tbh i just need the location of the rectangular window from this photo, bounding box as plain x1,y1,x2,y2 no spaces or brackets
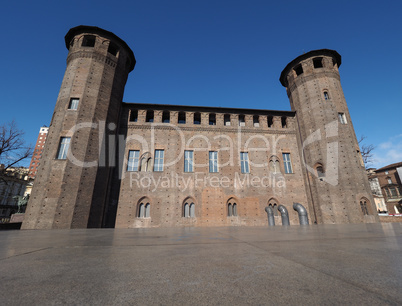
224,114,231,126
153,150,164,172
338,112,347,124
240,152,250,174
184,150,194,172
56,137,71,159
390,187,397,197
385,188,391,198
253,115,259,127
239,115,245,126
178,112,186,124
209,114,216,125
282,153,293,174
127,150,140,171
209,151,218,173
82,35,95,47
107,42,118,56
68,98,79,110
129,110,138,122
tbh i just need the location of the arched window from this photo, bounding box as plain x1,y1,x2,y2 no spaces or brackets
323,91,330,100
233,203,237,216
268,198,279,217
269,156,280,174
138,202,151,218
139,152,152,172
145,203,150,218
227,198,238,217
268,204,279,217
360,198,369,215
183,198,196,218
273,204,278,216
190,203,195,217
139,203,144,217
316,164,325,180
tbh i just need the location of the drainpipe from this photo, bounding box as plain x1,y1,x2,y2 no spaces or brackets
265,207,275,226
293,203,309,225
278,205,290,226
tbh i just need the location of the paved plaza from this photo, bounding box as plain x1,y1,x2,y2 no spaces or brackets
1,223,402,305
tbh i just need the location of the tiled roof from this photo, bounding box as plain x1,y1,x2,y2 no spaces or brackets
375,161,402,172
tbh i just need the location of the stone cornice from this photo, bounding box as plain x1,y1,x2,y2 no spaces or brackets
124,124,296,135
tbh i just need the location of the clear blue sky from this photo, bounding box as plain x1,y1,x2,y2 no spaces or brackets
1,0,401,169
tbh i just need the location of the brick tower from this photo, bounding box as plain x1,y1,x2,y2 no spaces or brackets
28,126,49,179
22,26,135,229
280,49,378,224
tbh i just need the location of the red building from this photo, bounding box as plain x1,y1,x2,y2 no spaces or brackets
28,127,49,179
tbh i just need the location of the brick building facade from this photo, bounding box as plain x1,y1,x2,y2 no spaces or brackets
28,126,48,179
371,162,402,214
0,166,31,222
22,26,378,229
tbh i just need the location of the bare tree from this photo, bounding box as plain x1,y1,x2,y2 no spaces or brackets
358,135,375,168
0,121,33,176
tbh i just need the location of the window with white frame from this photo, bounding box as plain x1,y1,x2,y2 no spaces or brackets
68,98,79,110
184,150,194,172
127,150,140,171
282,153,293,174
387,178,392,184
153,150,164,172
240,152,250,174
338,112,347,124
56,137,71,159
209,151,218,173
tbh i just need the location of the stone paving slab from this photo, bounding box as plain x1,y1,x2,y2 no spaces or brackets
0,223,401,305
